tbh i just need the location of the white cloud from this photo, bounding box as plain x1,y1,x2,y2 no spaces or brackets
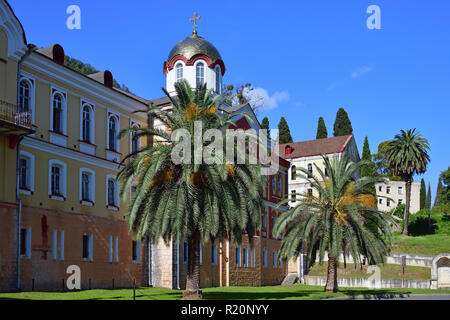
351,64,374,79
244,87,290,113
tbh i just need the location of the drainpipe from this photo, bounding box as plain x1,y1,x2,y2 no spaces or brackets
16,44,34,290
176,242,180,290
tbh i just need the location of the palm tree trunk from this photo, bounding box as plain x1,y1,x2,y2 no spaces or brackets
325,256,338,292
182,229,202,299
403,176,412,236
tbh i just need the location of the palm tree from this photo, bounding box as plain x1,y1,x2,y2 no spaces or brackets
384,129,430,235
117,80,265,299
273,153,392,292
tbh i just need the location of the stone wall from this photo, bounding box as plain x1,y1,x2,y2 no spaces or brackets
305,275,430,289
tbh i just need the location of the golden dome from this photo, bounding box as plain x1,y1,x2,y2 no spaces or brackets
167,35,222,63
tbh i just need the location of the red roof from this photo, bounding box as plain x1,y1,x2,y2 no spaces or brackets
278,135,353,159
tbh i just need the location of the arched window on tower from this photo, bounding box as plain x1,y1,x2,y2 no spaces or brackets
176,63,183,82
215,65,221,93
196,62,204,87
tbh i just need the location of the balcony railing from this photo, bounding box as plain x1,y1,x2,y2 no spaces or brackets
0,99,32,129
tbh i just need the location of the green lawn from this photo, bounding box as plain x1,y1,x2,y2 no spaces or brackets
308,263,430,279
1,285,449,300
390,233,450,256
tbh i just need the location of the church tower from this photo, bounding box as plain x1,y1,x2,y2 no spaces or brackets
163,13,225,94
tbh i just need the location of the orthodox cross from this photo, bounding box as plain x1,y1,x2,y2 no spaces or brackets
190,12,201,35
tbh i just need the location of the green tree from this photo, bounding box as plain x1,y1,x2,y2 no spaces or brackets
273,153,392,292
261,116,270,137
333,108,353,137
361,136,374,178
372,141,402,180
385,129,431,235
117,80,265,299
426,182,432,210
434,178,443,207
316,117,328,139
420,178,426,210
439,167,450,205
278,117,293,144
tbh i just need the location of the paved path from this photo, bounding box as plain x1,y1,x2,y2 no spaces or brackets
331,294,450,300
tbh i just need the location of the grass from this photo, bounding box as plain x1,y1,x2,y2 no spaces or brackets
308,263,430,279
0,285,449,300
390,233,450,256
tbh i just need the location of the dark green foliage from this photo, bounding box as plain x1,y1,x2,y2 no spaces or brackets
434,179,443,207
361,136,374,177
407,208,450,236
333,108,353,137
278,117,293,144
440,167,450,205
426,182,432,210
261,117,270,136
64,55,132,93
420,179,426,210
316,117,328,139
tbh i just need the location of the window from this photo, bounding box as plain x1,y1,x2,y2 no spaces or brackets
261,212,267,231
398,186,403,195
387,199,391,207
215,65,221,93
324,166,328,177
106,175,119,208
212,245,218,265
379,198,383,204
263,249,267,267
109,236,113,263
51,165,62,196
378,186,382,192
60,231,65,261
291,190,297,203
278,176,282,195
80,168,95,204
19,80,30,113
386,186,391,194
132,240,141,262
250,248,256,267
131,126,140,153
271,214,276,238
183,242,188,264
273,251,277,268
236,247,241,266
19,151,34,194
176,63,183,82
108,116,118,151
115,236,119,263
196,62,205,87
291,165,297,180
82,105,92,142
20,227,32,259
53,93,64,133
82,234,89,259
19,158,29,190
52,230,58,260
307,163,313,174
243,248,248,267
272,177,276,193
398,199,403,205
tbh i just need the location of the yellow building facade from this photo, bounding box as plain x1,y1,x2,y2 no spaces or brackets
0,1,149,292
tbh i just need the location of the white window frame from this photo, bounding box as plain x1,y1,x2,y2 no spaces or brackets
19,150,34,195
195,61,205,87
50,89,67,135
80,102,95,144
243,247,248,267
48,159,67,200
176,62,184,83
107,113,120,153
106,174,119,210
129,122,141,154
79,167,95,205
19,76,35,124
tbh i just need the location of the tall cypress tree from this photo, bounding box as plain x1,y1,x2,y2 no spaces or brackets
261,116,270,137
426,182,432,210
420,178,426,210
278,117,293,144
333,108,353,137
434,178,442,208
316,117,328,139
361,136,374,177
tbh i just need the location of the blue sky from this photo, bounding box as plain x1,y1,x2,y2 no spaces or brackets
9,0,450,202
